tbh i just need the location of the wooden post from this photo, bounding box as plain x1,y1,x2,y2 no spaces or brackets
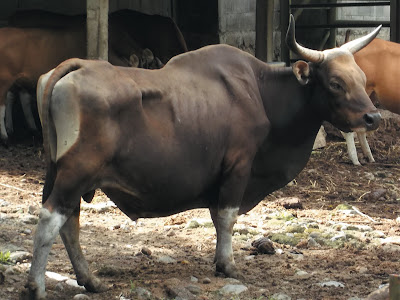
87,0,109,61
280,0,290,66
256,0,274,62
391,0,400,43
327,1,337,49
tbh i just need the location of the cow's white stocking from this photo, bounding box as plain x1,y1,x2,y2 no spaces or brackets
342,131,375,165
210,207,240,278
26,208,67,299
358,132,375,163
59,209,107,293
342,131,361,165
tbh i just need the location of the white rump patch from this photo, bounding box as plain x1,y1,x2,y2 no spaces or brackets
40,73,80,162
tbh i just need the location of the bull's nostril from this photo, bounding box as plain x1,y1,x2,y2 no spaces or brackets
364,113,374,125
363,112,381,129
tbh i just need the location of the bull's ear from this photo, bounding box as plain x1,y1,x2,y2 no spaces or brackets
292,60,310,85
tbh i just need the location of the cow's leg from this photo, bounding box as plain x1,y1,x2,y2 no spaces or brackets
0,103,7,141
341,131,361,165
19,90,38,133
23,180,81,299
3,91,16,140
209,159,252,279
5,91,15,136
59,205,107,293
24,204,68,299
210,206,240,278
357,132,375,163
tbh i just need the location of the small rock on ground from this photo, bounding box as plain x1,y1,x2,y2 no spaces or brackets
73,294,90,299
219,284,248,295
164,278,196,300
317,280,345,288
270,292,291,300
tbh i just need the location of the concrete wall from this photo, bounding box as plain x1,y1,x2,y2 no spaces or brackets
217,0,282,61
274,1,391,62
336,0,390,43
218,0,257,54
337,1,390,22
272,0,285,62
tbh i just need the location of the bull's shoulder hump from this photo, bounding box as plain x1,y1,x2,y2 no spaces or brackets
165,44,255,68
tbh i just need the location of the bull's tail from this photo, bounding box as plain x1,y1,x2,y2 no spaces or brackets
37,58,84,203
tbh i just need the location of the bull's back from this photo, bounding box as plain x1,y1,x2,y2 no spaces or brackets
43,54,264,215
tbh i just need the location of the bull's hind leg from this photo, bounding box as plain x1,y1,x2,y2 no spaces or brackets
59,205,107,293
23,181,81,299
24,205,68,299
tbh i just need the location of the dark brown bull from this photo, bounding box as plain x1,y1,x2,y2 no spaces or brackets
22,16,381,299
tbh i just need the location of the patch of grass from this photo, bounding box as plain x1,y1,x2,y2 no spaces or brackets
286,225,305,233
334,203,353,210
130,279,136,292
269,233,302,246
0,251,11,264
269,210,295,221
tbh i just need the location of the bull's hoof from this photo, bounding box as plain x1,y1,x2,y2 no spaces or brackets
1,138,9,148
215,263,244,280
19,283,46,300
83,276,108,293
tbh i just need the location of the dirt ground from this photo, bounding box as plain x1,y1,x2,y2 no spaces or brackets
0,114,400,300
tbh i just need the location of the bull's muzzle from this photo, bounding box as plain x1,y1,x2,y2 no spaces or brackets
363,111,381,131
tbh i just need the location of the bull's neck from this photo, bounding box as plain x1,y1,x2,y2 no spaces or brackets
257,65,322,136
238,64,324,213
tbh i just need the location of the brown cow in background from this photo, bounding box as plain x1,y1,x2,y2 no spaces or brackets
340,31,400,165
1,9,187,141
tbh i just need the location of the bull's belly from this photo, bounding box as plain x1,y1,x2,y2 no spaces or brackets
101,179,218,220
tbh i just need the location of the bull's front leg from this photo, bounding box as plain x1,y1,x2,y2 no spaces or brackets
210,206,240,278
209,156,252,279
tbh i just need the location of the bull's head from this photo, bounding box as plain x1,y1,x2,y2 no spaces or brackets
286,15,381,133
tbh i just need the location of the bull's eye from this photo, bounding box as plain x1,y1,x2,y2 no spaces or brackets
330,81,343,92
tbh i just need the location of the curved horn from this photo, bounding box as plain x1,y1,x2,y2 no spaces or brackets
340,25,382,54
285,14,324,63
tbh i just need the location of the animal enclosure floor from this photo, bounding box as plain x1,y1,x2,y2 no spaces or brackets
0,116,399,300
